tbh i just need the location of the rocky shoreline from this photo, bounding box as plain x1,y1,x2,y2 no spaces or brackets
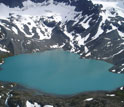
0,48,124,107
0,81,124,107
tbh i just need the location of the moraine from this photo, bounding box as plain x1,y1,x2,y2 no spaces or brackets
0,49,124,95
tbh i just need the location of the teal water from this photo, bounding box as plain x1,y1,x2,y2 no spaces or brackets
0,50,124,95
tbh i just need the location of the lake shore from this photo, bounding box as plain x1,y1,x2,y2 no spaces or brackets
0,81,124,107
0,49,124,106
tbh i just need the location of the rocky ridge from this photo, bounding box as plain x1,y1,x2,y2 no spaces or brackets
0,0,124,73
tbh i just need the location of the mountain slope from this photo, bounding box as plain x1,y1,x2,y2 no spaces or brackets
0,0,124,74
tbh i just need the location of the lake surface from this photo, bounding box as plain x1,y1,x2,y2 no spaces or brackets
0,50,124,95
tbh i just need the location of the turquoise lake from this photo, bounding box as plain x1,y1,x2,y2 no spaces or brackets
0,50,124,95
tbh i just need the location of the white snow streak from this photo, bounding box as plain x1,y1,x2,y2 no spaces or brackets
26,101,41,107
84,98,93,101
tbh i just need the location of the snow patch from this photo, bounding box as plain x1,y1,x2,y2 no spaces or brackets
44,105,54,107
26,101,41,107
0,47,10,53
84,98,93,101
1,86,4,88
84,46,89,53
120,87,124,90
106,94,115,97
12,27,18,35
85,52,91,57
50,44,59,48
112,69,116,72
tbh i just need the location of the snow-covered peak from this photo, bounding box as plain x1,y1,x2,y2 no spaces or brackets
91,0,124,39
0,0,80,22
0,0,82,40
92,0,124,17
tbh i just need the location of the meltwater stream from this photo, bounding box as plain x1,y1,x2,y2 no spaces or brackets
0,50,124,95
